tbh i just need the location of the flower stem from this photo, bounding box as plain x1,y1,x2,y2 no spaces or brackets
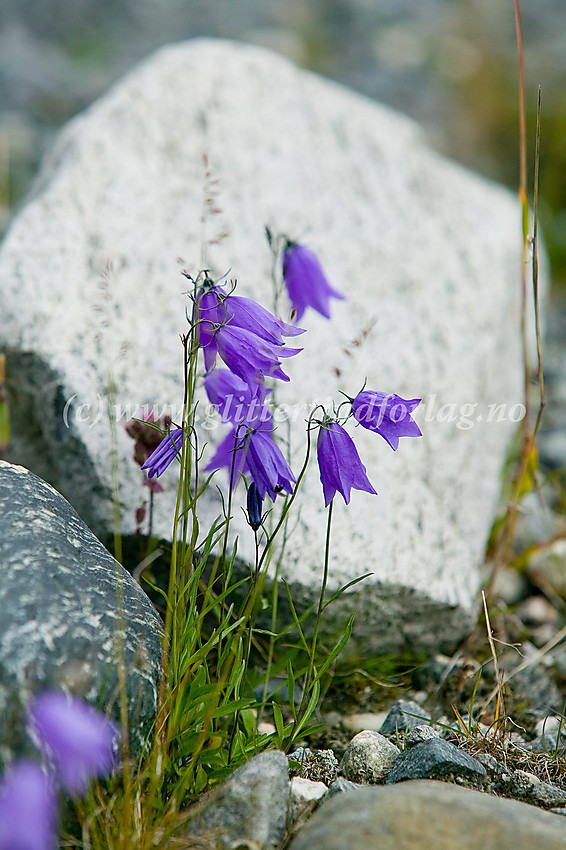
299,499,333,717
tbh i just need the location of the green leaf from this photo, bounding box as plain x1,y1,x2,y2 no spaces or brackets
322,573,372,610
272,702,285,742
314,614,354,681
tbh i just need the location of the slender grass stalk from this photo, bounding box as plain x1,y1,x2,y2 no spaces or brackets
486,5,545,603
295,499,333,723
106,368,133,840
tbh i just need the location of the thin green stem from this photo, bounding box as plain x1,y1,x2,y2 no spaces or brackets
298,499,333,719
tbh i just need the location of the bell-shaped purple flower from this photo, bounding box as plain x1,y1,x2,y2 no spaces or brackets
244,429,295,501
206,425,295,500
214,325,301,387
352,391,422,450
317,421,377,507
204,369,271,427
29,691,118,796
141,427,183,478
220,294,305,345
0,761,57,850
197,286,304,371
283,243,345,322
205,427,249,487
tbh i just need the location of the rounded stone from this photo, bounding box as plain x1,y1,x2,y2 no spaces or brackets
288,780,566,850
340,731,400,784
0,461,163,768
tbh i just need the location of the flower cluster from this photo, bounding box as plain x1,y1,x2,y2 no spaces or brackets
139,238,422,519
0,691,117,850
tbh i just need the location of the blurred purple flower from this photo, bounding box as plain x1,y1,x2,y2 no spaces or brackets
352,391,422,450
0,761,57,850
29,692,118,796
317,421,377,507
141,427,183,478
283,243,344,322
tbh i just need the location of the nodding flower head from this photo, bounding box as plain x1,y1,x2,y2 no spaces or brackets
352,390,422,450
214,325,301,387
317,418,376,507
196,284,304,371
204,368,272,427
206,423,295,501
141,427,183,478
28,691,118,796
282,242,345,322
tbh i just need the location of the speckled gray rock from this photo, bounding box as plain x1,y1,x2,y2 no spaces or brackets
188,750,288,849
341,731,400,783
379,699,432,736
288,747,340,784
386,737,487,784
0,461,162,768
287,780,566,850
403,724,441,748
0,38,533,655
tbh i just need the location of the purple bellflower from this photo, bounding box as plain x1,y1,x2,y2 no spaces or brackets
141,427,183,478
220,294,305,345
317,420,377,507
214,325,301,387
205,426,249,486
204,369,271,426
0,760,57,850
352,391,422,450
282,243,345,322
244,429,295,501
29,691,118,796
197,286,304,371
206,425,295,501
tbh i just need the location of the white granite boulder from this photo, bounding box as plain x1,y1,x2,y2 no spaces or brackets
0,39,529,654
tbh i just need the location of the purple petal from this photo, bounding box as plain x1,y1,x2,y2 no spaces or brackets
221,295,306,344
352,391,422,450
0,761,57,850
29,692,118,796
245,430,295,501
197,289,222,352
141,428,183,478
215,325,300,385
317,422,376,507
205,427,249,487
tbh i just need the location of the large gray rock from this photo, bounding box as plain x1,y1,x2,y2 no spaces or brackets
0,39,529,654
288,780,566,850
0,461,162,768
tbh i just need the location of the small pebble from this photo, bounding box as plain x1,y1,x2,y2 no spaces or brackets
341,731,400,783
